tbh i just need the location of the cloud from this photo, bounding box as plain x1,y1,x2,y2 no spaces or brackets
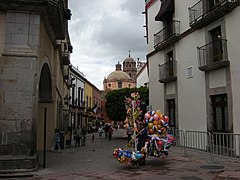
68,0,146,90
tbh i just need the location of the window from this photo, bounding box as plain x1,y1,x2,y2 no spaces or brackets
211,94,228,132
78,87,80,106
118,82,122,88
167,51,174,77
187,67,193,78
209,0,221,9
210,26,222,62
86,96,88,108
81,88,84,105
167,99,176,128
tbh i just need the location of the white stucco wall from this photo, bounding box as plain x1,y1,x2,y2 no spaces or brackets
166,82,176,95
147,1,162,53
176,30,207,132
146,0,240,133
148,53,165,112
175,0,197,33
136,65,148,87
209,69,226,88
225,6,240,134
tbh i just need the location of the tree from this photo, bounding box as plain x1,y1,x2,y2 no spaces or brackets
105,86,149,123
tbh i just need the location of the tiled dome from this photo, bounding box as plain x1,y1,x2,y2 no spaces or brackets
107,70,131,81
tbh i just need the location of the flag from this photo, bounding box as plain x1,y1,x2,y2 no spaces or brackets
92,104,98,113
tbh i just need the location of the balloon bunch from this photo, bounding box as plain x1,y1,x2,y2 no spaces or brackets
113,106,175,166
141,134,174,157
113,148,145,166
140,110,174,158
144,110,169,136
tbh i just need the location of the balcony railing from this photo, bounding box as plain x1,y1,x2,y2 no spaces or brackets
198,39,229,71
159,60,177,83
189,0,240,28
154,20,180,50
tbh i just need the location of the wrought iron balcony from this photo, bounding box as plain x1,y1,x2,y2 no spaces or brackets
154,20,180,50
159,60,177,83
189,0,240,29
198,39,229,71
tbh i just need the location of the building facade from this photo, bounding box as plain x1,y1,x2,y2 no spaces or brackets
103,55,137,91
0,0,72,171
69,65,85,133
145,0,240,134
136,61,148,88
68,66,103,135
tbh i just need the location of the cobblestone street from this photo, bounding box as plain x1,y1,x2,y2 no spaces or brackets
3,128,240,180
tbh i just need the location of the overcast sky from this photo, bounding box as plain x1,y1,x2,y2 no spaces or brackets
68,0,147,90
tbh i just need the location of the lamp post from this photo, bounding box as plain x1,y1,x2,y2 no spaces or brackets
63,95,70,105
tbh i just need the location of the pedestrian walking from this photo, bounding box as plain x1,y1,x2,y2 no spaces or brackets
51,128,61,152
65,127,71,146
98,126,103,137
81,126,87,146
127,125,133,143
104,124,109,139
74,126,82,147
115,124,118,131
108,125,113,140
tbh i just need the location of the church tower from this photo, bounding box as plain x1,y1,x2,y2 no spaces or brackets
123,51,137,81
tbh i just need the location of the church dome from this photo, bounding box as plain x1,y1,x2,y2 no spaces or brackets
107,70,131,81
124,56,135,63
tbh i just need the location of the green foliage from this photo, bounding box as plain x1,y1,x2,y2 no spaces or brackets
105,87,149,122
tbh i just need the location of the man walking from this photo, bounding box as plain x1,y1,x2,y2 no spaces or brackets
74,126,82,147
81,126,87,146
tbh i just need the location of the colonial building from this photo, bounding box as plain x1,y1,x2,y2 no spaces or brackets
0,0,72,171
145,0,240,134
103,54,137,90
136,62,148,88
69,65,103,138
69,65,85,132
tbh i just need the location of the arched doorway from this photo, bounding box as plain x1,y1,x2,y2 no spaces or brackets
37,63,54,151
39,63,52,103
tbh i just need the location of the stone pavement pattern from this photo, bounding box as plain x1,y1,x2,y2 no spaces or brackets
2,129,240,180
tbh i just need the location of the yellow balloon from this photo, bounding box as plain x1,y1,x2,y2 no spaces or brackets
148,122,154,129
161,127,167,135
153,120,159,125
156,110,162,118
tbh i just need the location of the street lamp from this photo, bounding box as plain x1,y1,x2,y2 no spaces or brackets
64,95,71,105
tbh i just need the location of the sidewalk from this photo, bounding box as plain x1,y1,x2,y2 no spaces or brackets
2,128,240,180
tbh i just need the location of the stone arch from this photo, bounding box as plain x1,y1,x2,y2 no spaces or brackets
39,63,52,102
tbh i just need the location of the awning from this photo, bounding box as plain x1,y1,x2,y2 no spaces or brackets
155,0,174,21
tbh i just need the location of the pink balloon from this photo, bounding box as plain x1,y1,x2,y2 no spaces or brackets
164,116,169,122
153,114,159,120
144,113,150,120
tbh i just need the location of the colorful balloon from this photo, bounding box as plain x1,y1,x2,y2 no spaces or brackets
149,116,154,122
153,113,159,120
148,122,154,129
144,113,150,120
156,110,162,117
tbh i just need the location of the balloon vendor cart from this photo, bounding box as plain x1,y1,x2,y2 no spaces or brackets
113,92,175,166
